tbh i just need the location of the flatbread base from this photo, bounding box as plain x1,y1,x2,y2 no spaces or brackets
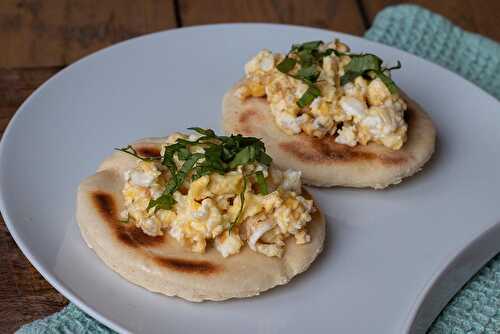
76,138,326,302
222,86,436,189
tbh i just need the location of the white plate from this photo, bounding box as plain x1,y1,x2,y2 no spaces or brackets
1,24,499,334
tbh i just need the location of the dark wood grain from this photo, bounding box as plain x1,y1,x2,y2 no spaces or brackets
178,0,366,36
0,66,67,332
0,0,499,332
0,0,177,68
361,0,500,42
0,67,61,136
0,0,178,329
0,217,68,333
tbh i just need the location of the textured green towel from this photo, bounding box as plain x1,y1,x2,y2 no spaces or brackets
16,4,500,334
365,4,500,100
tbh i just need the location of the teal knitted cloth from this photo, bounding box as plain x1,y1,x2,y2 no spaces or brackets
365,5,500,100
16,5,500,334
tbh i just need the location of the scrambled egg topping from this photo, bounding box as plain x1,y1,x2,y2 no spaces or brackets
120,133,314,258
236,39,408,150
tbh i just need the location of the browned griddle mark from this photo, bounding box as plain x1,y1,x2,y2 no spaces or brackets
91,191,164,248
154,256,220,275
237,97,269,135
405,107,412,124
280,137,407,165
117,227,165,248
92,191,116,222
237,95,413,165
238,109,260,135
136,146,161,158
239,108,258,124
313,137,379,162
379,154,407,165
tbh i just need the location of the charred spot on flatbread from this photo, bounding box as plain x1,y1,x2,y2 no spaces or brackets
116,226,165,248
135,145,161,158
92,191,116,222
238,110,258,135
279,137,408,165
91,191,165,248
154,256,220,275
237,97,409,166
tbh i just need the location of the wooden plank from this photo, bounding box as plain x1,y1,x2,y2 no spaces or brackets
468,0,500,42
0,113,14,136
0,0,177,68
0,66,67,331
361,0,500,42
178,0,366,36
0,67,61,107
0,67,60,137
0,0,177,321
0,217,68,332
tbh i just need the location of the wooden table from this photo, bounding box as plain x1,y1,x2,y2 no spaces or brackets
1,0,498,332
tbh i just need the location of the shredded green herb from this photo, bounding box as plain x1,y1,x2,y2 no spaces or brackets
148,152,204,211
292,40,323,52
339,70,361,86
297,85,321,108
229,169,269,234
385,60,402,72
229,174,248,233
117,128,273,215
254,171,268,195
374,70,398,94
340,53,400,94
276,40,403,103
114,145,161,161
276,57,296,73
343,54,382,73
295,65,320,82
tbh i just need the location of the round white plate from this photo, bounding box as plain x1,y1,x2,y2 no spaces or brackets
1,24,499,334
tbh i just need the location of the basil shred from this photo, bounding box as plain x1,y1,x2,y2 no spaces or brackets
275,40,402,107
116,128,273,230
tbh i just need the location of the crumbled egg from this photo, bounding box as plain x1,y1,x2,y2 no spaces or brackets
339,96,367,120
236,39,408,150
281,170,302,193
121,134,315,258
335,124,357,147
215,230,243,257
125,161,162,188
